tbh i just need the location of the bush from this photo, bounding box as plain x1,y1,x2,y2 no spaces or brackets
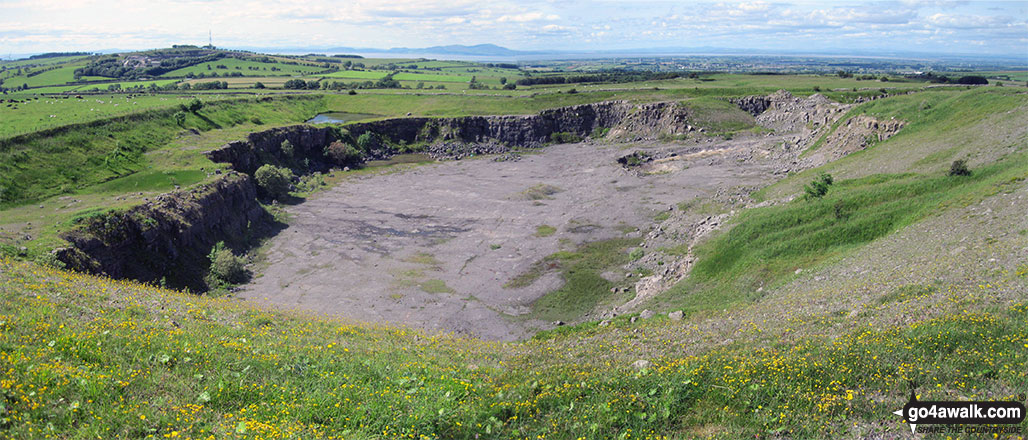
803,172,834,200
34,251,67,269
280,139,294,158
173,111,187,126
356,132,378,150
550,132,583,144
324,141,363,165
949,159,971,176
254,164,294,199
207,241,247,286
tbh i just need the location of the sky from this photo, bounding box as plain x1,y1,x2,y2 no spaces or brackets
1,0,1026,58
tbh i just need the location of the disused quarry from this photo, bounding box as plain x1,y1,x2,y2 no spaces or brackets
58,91,905,340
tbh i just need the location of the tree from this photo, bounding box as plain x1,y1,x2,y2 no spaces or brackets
254,164,294,199
254,81,265,89
956,75,988,85
803,172,834,201
185,98,203,113
283,79,307,89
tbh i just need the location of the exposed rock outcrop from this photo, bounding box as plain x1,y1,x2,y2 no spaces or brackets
808,114,905,163
206,125,338,175
607,102,695,139
58,173,269,291
731,95,772,116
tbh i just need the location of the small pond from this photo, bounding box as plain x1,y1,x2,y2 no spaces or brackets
306,112,379,124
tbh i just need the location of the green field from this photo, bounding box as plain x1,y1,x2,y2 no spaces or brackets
0,93,211,139
160,57,329,77
0,55,89,69
318,70,391,80
0,62,89,88
0,95,327,207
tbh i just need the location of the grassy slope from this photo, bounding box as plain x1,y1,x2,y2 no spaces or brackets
1,94,231,139
758,88,1028,200
0,62,89,88
0,95,328,208
647,88,1027,317
658,153,1027,316
2,251,1025,439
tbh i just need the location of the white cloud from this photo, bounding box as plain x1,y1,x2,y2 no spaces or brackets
0,0,1023,56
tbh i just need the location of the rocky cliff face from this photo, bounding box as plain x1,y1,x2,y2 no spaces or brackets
608,102,696,138
731,95,772,116
343,100,633,149
204,101,639,166
206,125,337,175
58,173,268,291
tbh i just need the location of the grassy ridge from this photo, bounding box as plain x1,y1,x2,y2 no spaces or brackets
761,88,1027,200
1,257,1024,438
658,152,1027,316
0,95,327,207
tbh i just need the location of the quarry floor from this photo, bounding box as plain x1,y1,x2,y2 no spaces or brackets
238,139,776,340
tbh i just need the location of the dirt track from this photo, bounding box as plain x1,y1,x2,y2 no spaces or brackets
238,139,774,340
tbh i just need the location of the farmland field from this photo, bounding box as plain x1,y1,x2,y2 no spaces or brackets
160,57,329,77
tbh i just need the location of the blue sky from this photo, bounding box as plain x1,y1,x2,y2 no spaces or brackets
1,1,1025,57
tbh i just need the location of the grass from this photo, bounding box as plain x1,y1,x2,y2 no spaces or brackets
0,94,230,139
0,95,328,208
160,57,328,78
759,87,1028,201
656,152,1028,316
518,184,562,201
682,96,755,133
509,238,641,322
0,62,89,88
534,225,557,237
2,255,1025,439
419,279,455,294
